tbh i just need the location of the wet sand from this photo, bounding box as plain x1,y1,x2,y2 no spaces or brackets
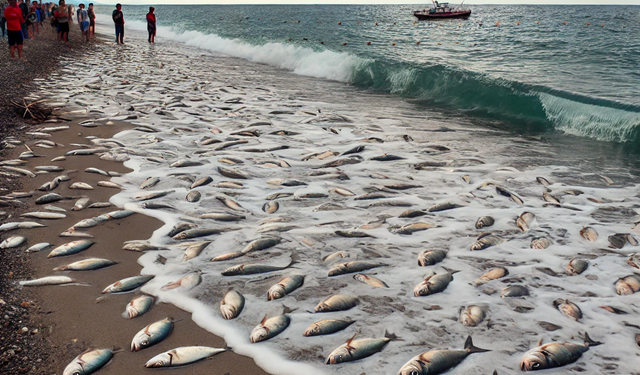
6,117,270,374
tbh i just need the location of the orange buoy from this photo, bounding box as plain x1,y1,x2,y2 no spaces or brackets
416,41,421,45
414,21,417,25
455,41,459,44
392,42,396,46
601,24,604,27
375,22,378,26
342,42,347,46
357,21,360,25
536,21,539,24
495,21,500,26
516,21,520,25
437,42,442,45
338,21,341,25
563,22,567,25
586,22,590,26
367,41,371,45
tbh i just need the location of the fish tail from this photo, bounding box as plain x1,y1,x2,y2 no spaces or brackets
464,336,491,353
583,332,603,347
384,330,403,341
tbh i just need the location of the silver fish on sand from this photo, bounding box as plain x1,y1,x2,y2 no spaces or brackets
161,272,202,291
125,295,155,319
21,211,66,219
460,305,487,326
26,242,51,253
516,212,535,232
250,315,290,343
553,299,582,321
530,237,552,249
396,336,490,375
565,259,589,275
0,236,26,249
267,275,304,300
326,333,393,364
186,190,201,202
63,348,114,375
615,274,640,295
54,258,116,271
20,276,75,286
470,233,506,250
48,239,95,258
417,250,446,266
501,285,530,298
131,317,173,351
303,319,355,337
627,253,640,269
473,267,509,286
413,271,455,297
475,216,494,229
520,333,601,371
102,275,155,294
354,273,389,288
328,261,385,276
145,346,228,368
182,241,211,261
315,294,359,312
580,227,598,242
220,290,245,319
222,257,294,276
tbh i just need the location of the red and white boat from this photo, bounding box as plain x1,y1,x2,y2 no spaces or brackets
414,1,472,20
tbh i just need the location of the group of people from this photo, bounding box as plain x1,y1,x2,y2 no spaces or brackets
111,4,157,45
2,1,158,59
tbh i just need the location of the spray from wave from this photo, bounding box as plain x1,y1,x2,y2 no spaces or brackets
121,19,640,146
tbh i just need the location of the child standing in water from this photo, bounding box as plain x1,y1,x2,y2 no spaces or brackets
146,6,156,43
112,3,124,44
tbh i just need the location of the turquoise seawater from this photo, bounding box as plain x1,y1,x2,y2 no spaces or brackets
95,4,640,148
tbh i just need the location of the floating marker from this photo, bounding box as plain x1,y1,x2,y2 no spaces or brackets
338,21,341,25
416,41,421,45
392,42,396,46
367,41,371,45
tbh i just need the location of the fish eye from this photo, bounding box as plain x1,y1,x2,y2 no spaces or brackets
533,363,540,368
142,339,149,346
410,371,420,375
73,372,81,375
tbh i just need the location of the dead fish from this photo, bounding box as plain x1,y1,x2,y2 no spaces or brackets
473,267,508,286
313,157,362,169
186,190,201,202
69,182,94,190
413,272,455,297
201,212,245,222
599,305,627,314
140,177,160,189
396,336,490,375
133,190,174,202
54,258,117,271
609,233,638,249
495,185,524,205
460,305,486,326
26,242,52,253
302,150,338,161
395,222,437,235
519,333,601,371
161,273,202,291
342,145,365,155
170,160,203,168
216,195,249,213
35,193,68,204
417,250,446,267
323,251,350,264
501,285,529,298
125,295,155,319
182,241,212,261
516,212,535,232
218,166,248,179
315,294,359,312
167,223,198,238
222,257,294,276
627,253,640,269
304,319,354,337
580,227,598,242
172,228,222,240
427,202,462,212
615,274,640,295
241,237,281,254
0,236,26,249
262,201,279,214
220,290,244,319
475,216,494,229
553,299,582,321
335,230,374,238
218,157,245,165
267,275,304,300
333,187,355,196
543,192,561,205
326,333,393,364
84,167,108,176
562,189,584,196
191,176,213,189
354,274,388,288
371,154,405,161
72,197,91,211
250,315,290,343
87,202,113,209
328,261,385,276
48,240,94,258
531,237,552,249
536,177,551,186
21,212,66,220
566,259,589,275
102,275,155,293
399,209,427,218
144,346,228,368
470,233,506,250
19,275,75,286
97,181,123,189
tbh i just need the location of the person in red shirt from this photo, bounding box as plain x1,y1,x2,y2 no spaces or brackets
4,0,25,59
146,7,155,44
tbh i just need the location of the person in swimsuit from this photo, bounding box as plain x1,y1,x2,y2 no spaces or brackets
112,3,124,44
146,6,155,44
53,0,69,47
87,3,95,39
76,3,88,41
4,0,25,58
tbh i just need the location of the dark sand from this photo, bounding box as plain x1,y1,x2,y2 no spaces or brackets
0,31,272,373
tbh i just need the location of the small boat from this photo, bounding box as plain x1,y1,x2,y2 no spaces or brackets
414,1,472,20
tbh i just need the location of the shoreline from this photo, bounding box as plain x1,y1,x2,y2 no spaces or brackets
0,30,271,375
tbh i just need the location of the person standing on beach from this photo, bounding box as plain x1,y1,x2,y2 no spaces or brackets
76,3,88,41
18,0,28,39
146,6,155,43
4,0,25,58
28,0,38,36
87,2,95,39
53,0,69,48
112,3,124,44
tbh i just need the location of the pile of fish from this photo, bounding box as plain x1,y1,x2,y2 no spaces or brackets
2,36,639,375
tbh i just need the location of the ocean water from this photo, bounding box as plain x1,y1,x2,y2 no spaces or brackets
93,4,640,147
33,4,640,375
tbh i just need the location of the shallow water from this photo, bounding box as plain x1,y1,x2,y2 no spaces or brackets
32,18,640,375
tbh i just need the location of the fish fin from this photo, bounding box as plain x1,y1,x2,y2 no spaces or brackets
583,332,602,347
464,336,490,353
283,304,298,315
441,266,460,275
345,333,357,348
536,338,544,346
493,371,498,375
260,314,267,326
383,330,402,341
